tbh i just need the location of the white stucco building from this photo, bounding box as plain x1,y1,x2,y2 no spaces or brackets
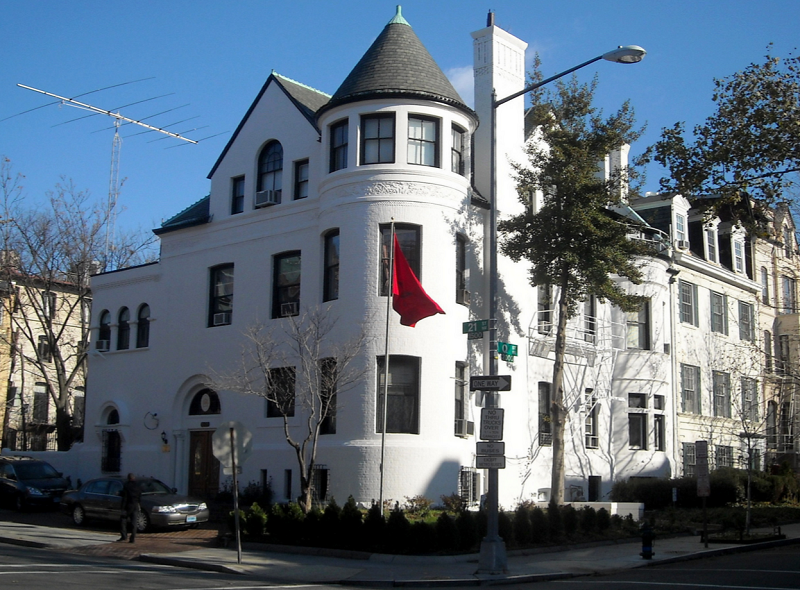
29,8,791,508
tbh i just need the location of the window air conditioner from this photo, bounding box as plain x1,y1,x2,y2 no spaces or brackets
280,302,299,317
675,240,690,251
456,288,471,306
454,418,474,438
96,340,110,352
213,312,232,326
254,190,279,208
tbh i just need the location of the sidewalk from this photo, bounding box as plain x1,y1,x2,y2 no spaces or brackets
1,518,798,586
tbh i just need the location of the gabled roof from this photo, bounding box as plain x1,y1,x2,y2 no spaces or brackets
207,73,331,179
317,6,475,121
154,195,210,235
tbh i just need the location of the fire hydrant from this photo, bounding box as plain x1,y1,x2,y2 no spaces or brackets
640,523,655,559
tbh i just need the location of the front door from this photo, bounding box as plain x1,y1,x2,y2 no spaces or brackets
188,431,220,499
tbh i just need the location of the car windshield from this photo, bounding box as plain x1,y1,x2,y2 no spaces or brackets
138,479,172,495
14,462,60,480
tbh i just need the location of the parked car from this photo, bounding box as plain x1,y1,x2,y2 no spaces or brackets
0,456,70,510
60,476,209,532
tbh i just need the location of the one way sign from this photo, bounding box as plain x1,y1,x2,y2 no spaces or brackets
469,375,512,391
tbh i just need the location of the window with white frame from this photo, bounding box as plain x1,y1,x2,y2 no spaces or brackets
710,291,728,334
329,119,348,172
628,393,648,450
323,230,339,302
738,301,754,341
781,276,797,314
675,213,687,242
117,307,130,350
681,364,701,414
273,252,301,318
715,445,733,469
265,367,296,418
451,124,466,175
538,381,552,446
679,280,698,326
705,227,717,263
778,334,790,375
733,240,745,273
361,114,395,164
626,300,650,350
713,371,731,418
408,116,438,167
654,414,665,452
294,159,309,200
538,284,553,334
257,141,283,202
231,176,244,214
741,377,758,422
764,330,773,373
784,226,794,258
209,264,233,327
683,442,696,477
376,355,420,434
761,267,770,304
583,296,596,344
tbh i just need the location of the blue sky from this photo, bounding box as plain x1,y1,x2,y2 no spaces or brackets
2,1,798,233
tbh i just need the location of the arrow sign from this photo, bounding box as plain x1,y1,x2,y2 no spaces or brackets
470,375,511,391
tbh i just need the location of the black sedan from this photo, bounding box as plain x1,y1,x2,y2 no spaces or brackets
60,477,209,532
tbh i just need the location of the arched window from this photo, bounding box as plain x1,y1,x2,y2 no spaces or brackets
117,307,130,350
98,310,111,350
102,408,121,472
136,304,150,348
189,389,221,415
257,141,283,202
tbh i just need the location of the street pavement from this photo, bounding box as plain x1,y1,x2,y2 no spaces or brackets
0,515,798,586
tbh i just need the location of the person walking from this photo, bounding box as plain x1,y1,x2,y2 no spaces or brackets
118,473,142,543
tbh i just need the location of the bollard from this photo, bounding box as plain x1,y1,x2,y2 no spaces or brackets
640,523,655,560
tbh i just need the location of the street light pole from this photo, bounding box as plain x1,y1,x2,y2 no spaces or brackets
479,45,646,575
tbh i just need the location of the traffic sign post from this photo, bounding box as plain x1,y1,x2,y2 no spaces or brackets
476,455,506,469
476,441,505,455
463,319,490,335
497,342,518,356
470,375,511,391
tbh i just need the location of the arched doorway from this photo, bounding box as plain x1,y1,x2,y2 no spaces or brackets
187,389,221,498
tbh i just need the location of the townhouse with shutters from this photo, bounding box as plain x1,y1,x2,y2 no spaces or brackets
35,8,797,508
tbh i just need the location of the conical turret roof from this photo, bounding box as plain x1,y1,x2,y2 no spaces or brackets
318,7,474,119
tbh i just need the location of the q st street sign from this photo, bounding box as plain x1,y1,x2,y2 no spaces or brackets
469,375,511,391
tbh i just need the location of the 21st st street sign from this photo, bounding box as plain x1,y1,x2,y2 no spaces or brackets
469,375,511,391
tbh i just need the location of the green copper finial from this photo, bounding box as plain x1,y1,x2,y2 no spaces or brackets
388,5,410,26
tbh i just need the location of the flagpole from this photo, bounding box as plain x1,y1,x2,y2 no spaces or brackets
378,220,395,517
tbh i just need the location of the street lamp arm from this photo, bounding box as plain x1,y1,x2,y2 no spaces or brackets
493,45,646,108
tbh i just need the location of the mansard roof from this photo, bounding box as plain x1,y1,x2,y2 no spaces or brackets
207,73,331,179
317,7,474,121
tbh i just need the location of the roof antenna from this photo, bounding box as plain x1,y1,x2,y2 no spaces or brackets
487,10,495,27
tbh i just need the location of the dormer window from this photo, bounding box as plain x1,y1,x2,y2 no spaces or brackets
408,116,439,167
733,239,745,273
675,213,686,242
705,227,718,263
784,227,794,258
257,141,283,203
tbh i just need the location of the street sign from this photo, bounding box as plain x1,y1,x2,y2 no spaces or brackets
212,421,253,468
476,441,505,455
480,408,504,440
497,342,518,356
470,375,511,391
476,455,506,469
468,331,484,340
462,319,490,334
500,354,514,363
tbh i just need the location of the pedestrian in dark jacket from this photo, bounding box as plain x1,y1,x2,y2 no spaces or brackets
119,473,141,543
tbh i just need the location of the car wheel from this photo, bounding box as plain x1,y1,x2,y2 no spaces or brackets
72,505,86,526
135,510,149,533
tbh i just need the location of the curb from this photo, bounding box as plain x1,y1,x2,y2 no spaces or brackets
0,536,48,549
139,553,246,575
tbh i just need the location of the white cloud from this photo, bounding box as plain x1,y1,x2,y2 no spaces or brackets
446,66,474,108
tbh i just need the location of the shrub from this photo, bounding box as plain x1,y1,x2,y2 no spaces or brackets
341,496,364,549
244,502,267,537
435,511,458,551
596,507,611,531
404,495,433,518
547,499,563,541
386,504,411,553
241,479,273,508
530,506,548,543
562,504,578,539
227,508,246,535
456,510,479,551
283,502,305,544
267,503,286,539
302,507,322,545
580,506,597,533
513,503,532,546
409,520,437,554
440,493,467,514
498,510,514,546
364,500,386,550
320,497,342,547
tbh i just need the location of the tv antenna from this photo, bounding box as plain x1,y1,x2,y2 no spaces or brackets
17,83,198,269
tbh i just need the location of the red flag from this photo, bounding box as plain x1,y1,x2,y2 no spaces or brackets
392,234,445,327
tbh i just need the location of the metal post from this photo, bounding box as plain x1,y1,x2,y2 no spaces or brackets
230,427,242,564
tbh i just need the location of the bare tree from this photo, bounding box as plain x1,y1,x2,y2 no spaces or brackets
209,306,370,513
0,157,157,451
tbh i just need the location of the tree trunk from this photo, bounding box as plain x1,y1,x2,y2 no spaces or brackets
55,404,73,451
549,273,571,505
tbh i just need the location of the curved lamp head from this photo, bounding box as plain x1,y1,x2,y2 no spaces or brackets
602,45,647,64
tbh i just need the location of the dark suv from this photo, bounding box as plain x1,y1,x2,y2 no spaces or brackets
0,456,70,510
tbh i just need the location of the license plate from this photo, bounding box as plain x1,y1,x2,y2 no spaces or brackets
186,515,197,523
